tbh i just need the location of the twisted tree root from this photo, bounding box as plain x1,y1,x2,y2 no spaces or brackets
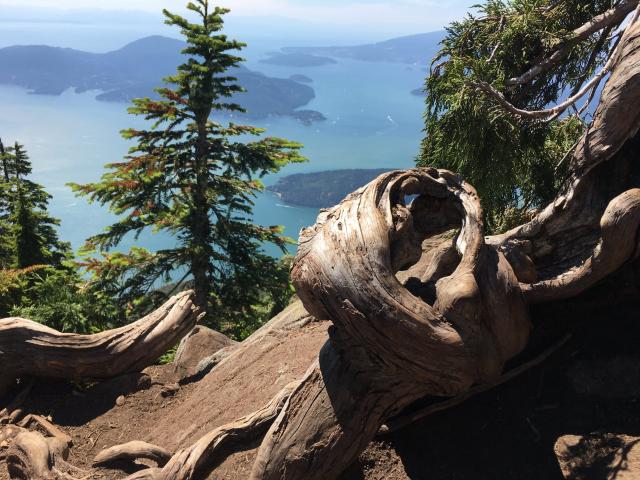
93,441,172,467
119,381,299,480
2,416,80,480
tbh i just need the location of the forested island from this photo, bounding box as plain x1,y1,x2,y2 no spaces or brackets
0,36,325,122
260,52,337,67
284,31,445,64
267,168,392,208
289,74,314,83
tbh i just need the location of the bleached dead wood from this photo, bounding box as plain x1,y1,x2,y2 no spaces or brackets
0,291,201,398
93,441,172,467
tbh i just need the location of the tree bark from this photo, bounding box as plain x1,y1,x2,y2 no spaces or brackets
0,290,201,398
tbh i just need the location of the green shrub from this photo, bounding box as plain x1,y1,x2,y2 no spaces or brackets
10,267,119,333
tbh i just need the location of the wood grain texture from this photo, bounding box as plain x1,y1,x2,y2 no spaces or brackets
0,291,201,397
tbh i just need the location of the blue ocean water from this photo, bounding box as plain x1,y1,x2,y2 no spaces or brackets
0,24,427,256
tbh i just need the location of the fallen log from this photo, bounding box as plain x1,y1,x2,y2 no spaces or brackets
0,291,201,398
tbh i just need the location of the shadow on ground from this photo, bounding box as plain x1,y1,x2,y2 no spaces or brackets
343,268,640,479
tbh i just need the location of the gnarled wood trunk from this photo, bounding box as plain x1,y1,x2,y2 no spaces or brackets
0,290,201,399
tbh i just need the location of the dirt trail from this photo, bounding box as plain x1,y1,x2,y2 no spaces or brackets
3,295,640,480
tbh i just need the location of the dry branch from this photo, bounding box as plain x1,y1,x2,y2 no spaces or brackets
472,5,640,123
0,291,201,397
93,441,172,467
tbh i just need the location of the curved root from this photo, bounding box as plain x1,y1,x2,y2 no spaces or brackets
93,441,172,467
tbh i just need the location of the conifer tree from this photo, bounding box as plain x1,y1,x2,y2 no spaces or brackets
0,138,10,181
71,1,305,330
0,139,13,267
418,0,625,231
0,140,70,268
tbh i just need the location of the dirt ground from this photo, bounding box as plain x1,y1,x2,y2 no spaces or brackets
2,278,640,479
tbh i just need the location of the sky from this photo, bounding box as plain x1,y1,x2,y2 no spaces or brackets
0,1,476,38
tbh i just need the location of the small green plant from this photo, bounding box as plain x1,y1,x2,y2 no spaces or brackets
158,344,179,365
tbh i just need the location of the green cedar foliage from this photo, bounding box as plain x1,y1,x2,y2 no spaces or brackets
70,1,306,334
418,0,619,232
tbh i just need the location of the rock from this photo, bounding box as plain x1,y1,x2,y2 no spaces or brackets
187,346,236,382
115,395,125,407
173,326,237,379
555,433,640,479
160,383,179,398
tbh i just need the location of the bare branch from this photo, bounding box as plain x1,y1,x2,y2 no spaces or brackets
507,0,638,86
93,441,172,467
468,7,640,124
486,16,506,64
470,63,609,121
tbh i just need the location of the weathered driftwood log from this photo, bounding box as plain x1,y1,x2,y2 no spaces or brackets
0,291,201,398
250,165,532,479
247,16,640,480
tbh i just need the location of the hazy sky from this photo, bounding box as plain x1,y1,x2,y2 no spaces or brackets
0,1,475,34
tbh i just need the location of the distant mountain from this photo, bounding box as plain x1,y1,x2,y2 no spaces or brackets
283,31,445,65
267,169,392,208
0,36,323,122
260,53,337,67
